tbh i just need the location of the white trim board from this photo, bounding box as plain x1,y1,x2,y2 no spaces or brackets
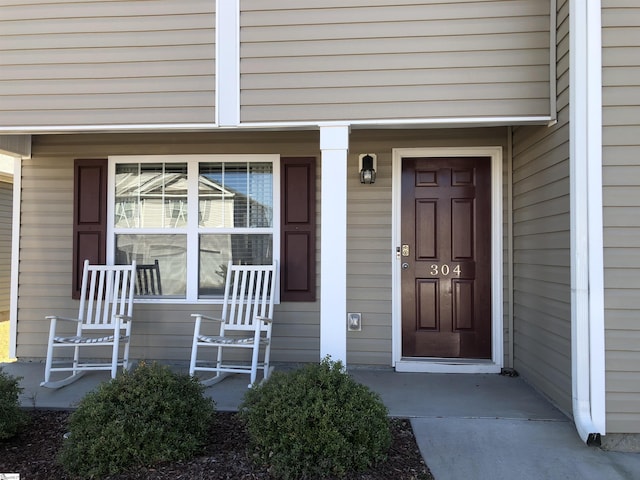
0,116,553,135
391,147,504,374
216,0,240,127
9,157,21,358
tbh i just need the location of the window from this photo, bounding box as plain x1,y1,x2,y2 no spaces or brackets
108,155,280,302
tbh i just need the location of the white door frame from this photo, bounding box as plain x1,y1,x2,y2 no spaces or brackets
392,147,504,373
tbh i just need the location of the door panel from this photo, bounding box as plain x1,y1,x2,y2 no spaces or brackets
416,201,436,258
401,157,491,358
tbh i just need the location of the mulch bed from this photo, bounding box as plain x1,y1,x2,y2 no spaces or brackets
0,410,434,479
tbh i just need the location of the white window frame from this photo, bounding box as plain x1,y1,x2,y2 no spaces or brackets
107,154,281,303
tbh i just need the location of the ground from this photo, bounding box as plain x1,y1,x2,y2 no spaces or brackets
0,410,434,479
0,320,12,363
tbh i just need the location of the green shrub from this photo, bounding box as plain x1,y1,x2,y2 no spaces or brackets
59,361,215,478
0,367,29,440
240,357,391,479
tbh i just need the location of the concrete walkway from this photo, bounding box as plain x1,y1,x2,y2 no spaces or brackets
3,361,640,480
349,369,640,480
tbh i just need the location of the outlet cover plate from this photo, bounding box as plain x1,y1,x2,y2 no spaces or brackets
347,312,362,331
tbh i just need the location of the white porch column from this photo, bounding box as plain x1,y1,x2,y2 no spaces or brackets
319,124,349,364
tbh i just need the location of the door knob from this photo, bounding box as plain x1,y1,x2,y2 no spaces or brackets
402,262,409,270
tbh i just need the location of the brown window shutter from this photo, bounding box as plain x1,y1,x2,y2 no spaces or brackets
72,159,108,299
280,157,316,302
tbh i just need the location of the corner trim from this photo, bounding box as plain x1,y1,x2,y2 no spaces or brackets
9,157,21,358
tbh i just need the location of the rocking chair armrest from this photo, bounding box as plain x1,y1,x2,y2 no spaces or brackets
45,315,81,323
255,315,273,324
190,313,224,323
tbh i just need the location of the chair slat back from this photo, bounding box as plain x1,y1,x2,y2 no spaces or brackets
221,262,276,331
135,260,162,296
78,260,136,329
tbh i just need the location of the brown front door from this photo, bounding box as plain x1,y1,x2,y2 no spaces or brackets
401,157,492,358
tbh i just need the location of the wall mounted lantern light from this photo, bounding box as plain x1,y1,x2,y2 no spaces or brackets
359,153,377,184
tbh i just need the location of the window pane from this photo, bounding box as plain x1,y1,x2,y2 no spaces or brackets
198,162,272,228
198,163,227,227
248,162,273,227
163,163,189,228
115,164,140,228
199,234,273,297
115,163,187,228
116,234,187,298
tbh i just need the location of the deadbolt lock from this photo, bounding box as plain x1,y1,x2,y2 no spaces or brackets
401,244,410,257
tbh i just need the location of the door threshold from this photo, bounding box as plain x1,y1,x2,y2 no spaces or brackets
395,358,501,374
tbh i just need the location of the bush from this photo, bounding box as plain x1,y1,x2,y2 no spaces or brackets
59,361,216,478
240,357,391,479
0,367,29,440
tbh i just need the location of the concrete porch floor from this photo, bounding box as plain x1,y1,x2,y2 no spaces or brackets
2,361,640,480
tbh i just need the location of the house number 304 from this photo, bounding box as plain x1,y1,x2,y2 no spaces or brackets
430,264,461,276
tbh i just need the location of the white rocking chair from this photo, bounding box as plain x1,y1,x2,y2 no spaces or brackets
41,260,137,389
189,261,277,388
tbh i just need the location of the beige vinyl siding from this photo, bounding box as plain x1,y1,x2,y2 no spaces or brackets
0,135,30,158
510,0,572,415
240,0,551,123
16,127,510,367
16,131,321,363
0,181,12,320
0,0,215,128
602,1,640,434
346,127,509,365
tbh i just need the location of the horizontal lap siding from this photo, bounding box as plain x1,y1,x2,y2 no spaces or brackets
0,181,11,320
346,127,508,365
240,0,551,123
16,128,509,367
0,0,216,127
16,131,322,363
602,1,640,434
510,0,572,415
18,156,73,360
